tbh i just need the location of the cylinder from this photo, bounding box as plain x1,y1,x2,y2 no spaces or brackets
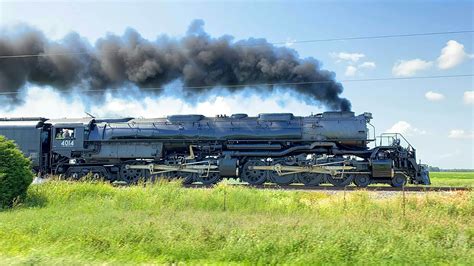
219,158,239,177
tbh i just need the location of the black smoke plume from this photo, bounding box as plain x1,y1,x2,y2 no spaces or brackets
0,20,351,111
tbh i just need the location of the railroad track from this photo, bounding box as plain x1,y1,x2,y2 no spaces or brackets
183,183,471,192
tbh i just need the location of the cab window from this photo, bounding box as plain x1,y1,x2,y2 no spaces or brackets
55,128,75,140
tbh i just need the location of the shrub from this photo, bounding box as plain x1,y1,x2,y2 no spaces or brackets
0,135,34,208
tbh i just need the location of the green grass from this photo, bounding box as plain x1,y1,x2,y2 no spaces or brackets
0,181,473,265
430,172,474,187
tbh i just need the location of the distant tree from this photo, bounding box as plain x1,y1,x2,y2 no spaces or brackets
427,166,441,172
0,135,34,208
426,165,474,172
442,169,474,172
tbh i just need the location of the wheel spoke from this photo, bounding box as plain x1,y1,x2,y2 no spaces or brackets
298,173,325,186
241,160,267,185
197,172,221,185
391,174,407,187
178,172,196,184
268,160,298,185
354,174,371,187
120,162,149,184
327,174,353,187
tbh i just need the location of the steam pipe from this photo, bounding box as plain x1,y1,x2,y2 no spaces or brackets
226,142,336,157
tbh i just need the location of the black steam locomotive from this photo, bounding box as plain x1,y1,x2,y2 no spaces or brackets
0,111,430,187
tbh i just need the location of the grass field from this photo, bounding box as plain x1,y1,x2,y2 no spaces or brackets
429,172,474,187
0,173,473,265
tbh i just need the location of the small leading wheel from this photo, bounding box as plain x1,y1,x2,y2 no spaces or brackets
391,173,407,188
241,160,267,185
196,172,221,185
353,174,371,188
327,174,354,187
298,173,326,186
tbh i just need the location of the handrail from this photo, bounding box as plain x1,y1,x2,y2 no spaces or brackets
377,133,414,150
367,122,376,141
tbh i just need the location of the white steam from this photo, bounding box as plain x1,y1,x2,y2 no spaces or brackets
1,85,323,118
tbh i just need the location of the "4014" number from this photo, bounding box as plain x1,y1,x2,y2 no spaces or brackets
61,140,75,147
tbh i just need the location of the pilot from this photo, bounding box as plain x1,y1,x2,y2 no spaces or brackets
56,131,63,139
63,129,71,139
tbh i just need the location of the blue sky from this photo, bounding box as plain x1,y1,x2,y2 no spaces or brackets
0,0,473,168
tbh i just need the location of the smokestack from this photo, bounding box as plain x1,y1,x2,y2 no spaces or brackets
0,20,351,111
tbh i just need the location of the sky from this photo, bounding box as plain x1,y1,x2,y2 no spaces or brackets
0,0,473,168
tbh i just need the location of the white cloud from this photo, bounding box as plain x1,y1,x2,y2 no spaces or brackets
331,52,365,62
424,91,445,101
343,61,376,77
463,91,474,105
359,61,376,69
344,65,357,76
392,59,432,77
392,40,472,77
331,52,375,77
386,121,427,136
437,40,474,69
448,129,474,139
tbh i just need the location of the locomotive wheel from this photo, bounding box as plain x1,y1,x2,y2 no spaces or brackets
162,171,182,182
69,172,81,180
269,173,297,185
179,172,197,185
196,172,221,185
391,173,407,188
90,167,110,180
327,174,354,187
353,174,371,188
148,174,160,183
163,170,195,185
119,162,149,184
298,173,325,186
65,167,109,181
241,160,267,185
268,161,298,185
65,168,84,180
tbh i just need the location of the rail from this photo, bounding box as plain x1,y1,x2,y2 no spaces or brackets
182,183,470,192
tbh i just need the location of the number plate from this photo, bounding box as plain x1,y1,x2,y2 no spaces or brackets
61,140,75,147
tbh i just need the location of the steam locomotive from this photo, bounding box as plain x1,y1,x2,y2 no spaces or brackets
0,111,430,187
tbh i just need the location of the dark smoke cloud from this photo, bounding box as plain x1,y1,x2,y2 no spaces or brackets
0,20,351,111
